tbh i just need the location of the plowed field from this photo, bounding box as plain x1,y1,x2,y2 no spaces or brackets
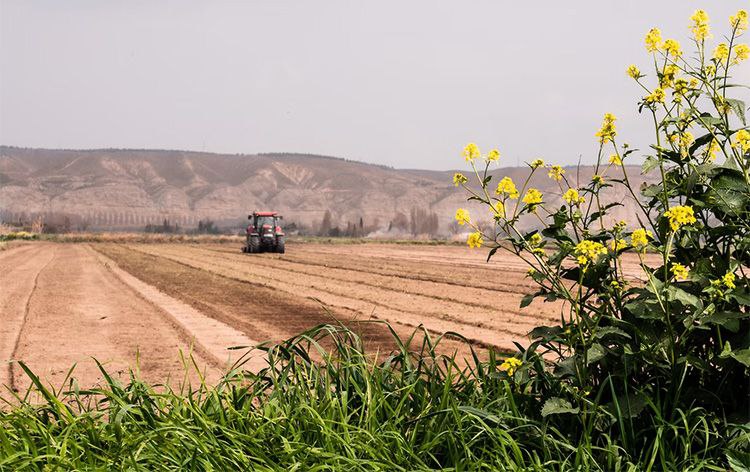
0,241,656,391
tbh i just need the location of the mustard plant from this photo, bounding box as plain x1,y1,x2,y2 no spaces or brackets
456,8,750,467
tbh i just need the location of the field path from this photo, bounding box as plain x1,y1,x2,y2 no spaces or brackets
0,244,57,388
2,244,224,393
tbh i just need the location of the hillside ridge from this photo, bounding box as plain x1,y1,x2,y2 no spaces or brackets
0,146,653,234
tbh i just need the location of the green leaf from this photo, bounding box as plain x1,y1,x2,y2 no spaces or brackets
486,246,499,262
708,167,749,216
720,342,750,367
726,98,746,125
729,349,750,367
701,311,747,332
541,397,579,417
529,325,563,340
624,299,664,320
520,293,537,308
608,392,648,419
730,289,750,306
666,286,701,309
694,115,723,130
586,343,606,365
553,356,578,378
642,156,660,174
593,327,631,340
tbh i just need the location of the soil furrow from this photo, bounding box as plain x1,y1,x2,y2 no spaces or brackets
130,245,547,348
184,246,559,317
95,244,459,357
8,244,219,392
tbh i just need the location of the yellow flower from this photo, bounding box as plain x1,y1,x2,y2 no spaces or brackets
491,201,505,218
575,240,607,266
529,233,543,247
592,174,605,187
500,357,522,376
714,43,729,61
467,231,483,249
722,272,736,290
733,130,750,152
453,172,468,186
609,238,627,252
630,228,652,250
645,27,662,52
705,64,716,77
608,154,622,166
710,279,725,298
691,9,711,41
680,132,694,158
522,188,543,206
671,263,689,281
495,176,519,199
455,208,470,226
663,39,682,58
663,205,697,231
730,9,748,33
627,64,641,79
462,143,481,162
660,64,679,88
486,148,500,161
646,87,666,104
706,138,720,162
733,44,749,64
548,165,565,181
595,113,617,144
563,188,584,205
673,78,689,101
530,158,545,169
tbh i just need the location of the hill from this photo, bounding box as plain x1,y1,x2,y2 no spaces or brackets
0,146,654,235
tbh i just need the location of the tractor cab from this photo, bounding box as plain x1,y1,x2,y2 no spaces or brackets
243,211,285,254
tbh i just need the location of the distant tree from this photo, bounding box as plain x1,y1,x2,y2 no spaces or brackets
392,212,409,231
195,218,220,234
320,210,333,236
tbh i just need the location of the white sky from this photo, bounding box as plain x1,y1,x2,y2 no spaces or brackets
1,1,748,170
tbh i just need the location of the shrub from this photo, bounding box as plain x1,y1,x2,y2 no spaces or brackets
454,8,750,468
0,231,38,241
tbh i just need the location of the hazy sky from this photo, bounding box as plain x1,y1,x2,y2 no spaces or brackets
1,1,748,170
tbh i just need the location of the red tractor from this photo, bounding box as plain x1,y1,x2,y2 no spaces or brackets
242,211,285,254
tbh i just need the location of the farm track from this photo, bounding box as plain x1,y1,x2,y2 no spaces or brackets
0,245,57,389
1,244,220,393
128,243,563,350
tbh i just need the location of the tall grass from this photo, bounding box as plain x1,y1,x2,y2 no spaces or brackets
1,323,744,470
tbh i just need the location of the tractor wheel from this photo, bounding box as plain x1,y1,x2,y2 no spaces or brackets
276,236,285,254
249,236,260,254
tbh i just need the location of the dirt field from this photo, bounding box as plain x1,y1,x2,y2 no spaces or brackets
0,240,655,392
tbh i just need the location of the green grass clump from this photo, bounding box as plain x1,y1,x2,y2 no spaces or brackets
1,324,746,471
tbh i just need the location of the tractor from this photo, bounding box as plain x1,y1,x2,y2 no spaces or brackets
242,211,285,254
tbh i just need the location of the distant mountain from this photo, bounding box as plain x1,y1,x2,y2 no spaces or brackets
0,146,655,234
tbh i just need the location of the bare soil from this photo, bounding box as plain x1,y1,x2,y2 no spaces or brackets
1,240,656,392
1,244,220,393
